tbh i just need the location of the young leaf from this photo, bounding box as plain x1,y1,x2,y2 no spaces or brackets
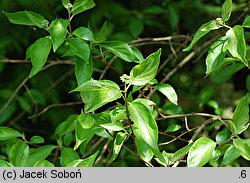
129,49,161,85
0,127,22,141
0,160,14,167
27,145,55,166
55,114,78,136
128,101,158,150
226,25,247,66
60,148,80,166
73,27,95,41
110,132,127,162
221,145,241,166
172,143,193,162
183,19,222,51
62,0,70,9
75,57,93,86
242,16,250,28
233,139,250,160
205,36,227,74
165,124,181,133
72,80,122,112
3,11,47,27
9,141,29,166
25,10,49,28
94,21,108,43
230,94,249,135
67,37,90,63
30,136,44,144
187,137,216,167
66,151,99,167
100,123,124,132
98,41,140,62
154,83,178,105
30,37,52,77
34,159,55,167
222,0,233,22
50,19,69,52
72,0,96,15
135,133,154,163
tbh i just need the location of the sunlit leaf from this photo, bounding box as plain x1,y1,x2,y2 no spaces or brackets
222,0,233,22
30,37,52,77
9,141,29,166
73,27,95,41
60,148,80,166
187,137,216,167
72,0,95,15
75,57,93,86
183,19,222,51
0,127,22,141
110,132,127,162
66,151,99,167
154,83,178,105
242,16,250,28
30,136,44,144
25,10,49,28
129,49,161,85
34,159,55,167
0,160,14,167
221,145,241,166
233,138,250,160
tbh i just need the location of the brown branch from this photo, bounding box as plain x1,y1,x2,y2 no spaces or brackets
159,131,189,143
99,56,117,80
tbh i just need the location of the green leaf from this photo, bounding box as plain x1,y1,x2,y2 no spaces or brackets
0,160,14,167
187,137,216,167
94,21,108,43
34,159,55,167
242,16,250,28
25,11,49,28
55,114,78,136
75,57,93,86
99,41,140,63
215,128,231,145
205,36,227,74
3,11,48,27
66,151,99,167
226,25,247,66
172,143,193,162
72,0,96,15
110,132,127,162
129,49,161,85
129,17,144,38
17,97,32,113
30,136,44,144
27,145,55,167
9,141,29,166
30,37,52,77
230,94,249,134
165,124,181,133
50,19,69,52
0,127,22,141
62,0,70,9
72,79,122,112
221,145,241,166
67,37,90,63
183,19,222,51
75,113,95,141
233,138,250,160
222,0,233,22
73,27,95,41
60,148,80,166
128,101,158,150
100,123,124,132
154,83,178,105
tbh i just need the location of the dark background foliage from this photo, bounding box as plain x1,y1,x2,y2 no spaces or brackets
0,0,249,166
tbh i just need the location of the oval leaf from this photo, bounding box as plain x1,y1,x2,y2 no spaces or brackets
66,151,99,167
128,101,158,150
0,127,22,141
25,10,49,28
226,25,247,66
221,145,241,166
183,19,222,51
27,145,55,167
155,83,178,105
9,141,29,166
242,16,250,28
34,159,55,167
230,94,249,135
72,0,96,15
187,137,216,167
110,132,128,162
72,79,122,112
75,57,93,86
129,49,161,85
0,160,14,167
67,37,90,63
60,148,80,166
30,37,52,77
51,19,69,52
73,27,95,41
222,0,233,22
30,135,44,144
233,138,250,160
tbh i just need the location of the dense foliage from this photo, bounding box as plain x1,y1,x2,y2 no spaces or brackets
0,0,249,167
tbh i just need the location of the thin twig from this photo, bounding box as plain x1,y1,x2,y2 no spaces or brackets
159,131,189,143
28,101,83,119
99,56,117,80
94,139,111,166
